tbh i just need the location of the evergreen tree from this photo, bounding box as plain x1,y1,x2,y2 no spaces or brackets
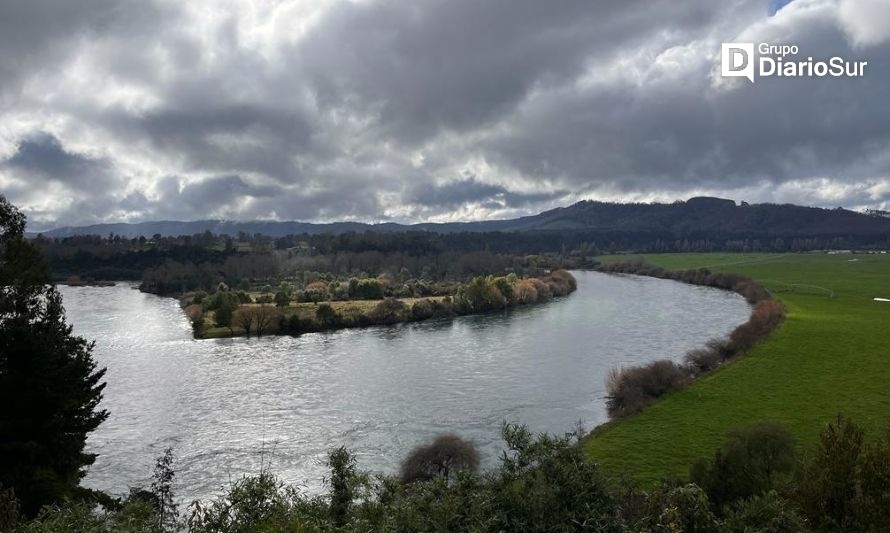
0,195,108,516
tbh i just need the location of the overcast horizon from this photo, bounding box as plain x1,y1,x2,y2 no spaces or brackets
2,0,890,232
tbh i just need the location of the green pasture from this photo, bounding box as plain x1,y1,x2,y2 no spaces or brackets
584,252,890,483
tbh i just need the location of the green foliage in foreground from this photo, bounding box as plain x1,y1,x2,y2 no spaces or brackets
585,252,890,483
0,195,109,517
8,416,890,532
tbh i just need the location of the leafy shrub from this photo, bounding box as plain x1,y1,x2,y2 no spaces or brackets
149,448,179,531
690,422,796,511
606,360,690,418
0,487,20,532
188,473,303,532
299,281,329,303
410,299,434,320
456,276,507,313
722,491,806,533
205,290,240,311
14,415,890,532
327,447,356,527
350,278,384,300
858,428,890,529
428,299,455,318
794,414,890,531
286,314,301,335
370,298,408,324
493,424,618,531
213,298,237,328
490,276,515,304
633,483,719,532
273,291,290,307
315,303,338,327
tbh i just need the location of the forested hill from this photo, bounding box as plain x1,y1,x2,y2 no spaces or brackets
34,197,890,241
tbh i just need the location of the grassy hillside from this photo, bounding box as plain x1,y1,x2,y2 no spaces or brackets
584,252,890,483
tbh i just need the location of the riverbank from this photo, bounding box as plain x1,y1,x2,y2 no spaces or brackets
60,277,116,287
185,270,578,339
584,253,890,483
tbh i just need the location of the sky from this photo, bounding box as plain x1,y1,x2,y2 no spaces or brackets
1,0,889,231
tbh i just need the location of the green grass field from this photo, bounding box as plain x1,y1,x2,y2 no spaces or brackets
584,252,890,483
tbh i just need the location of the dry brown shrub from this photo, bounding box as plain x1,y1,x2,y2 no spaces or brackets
184,303,203,322
728,299,786,353
411,299,435,320
684,347,722,375
513,279,539,304
305,280,328,291
399,434,480,484
541,270,576,297
370,297,408,323
606,360,690,419
528,278,552,301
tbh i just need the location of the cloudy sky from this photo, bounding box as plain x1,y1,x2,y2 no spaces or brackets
1,0,889,230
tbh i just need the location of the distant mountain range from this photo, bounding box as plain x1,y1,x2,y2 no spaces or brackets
30,197,890,240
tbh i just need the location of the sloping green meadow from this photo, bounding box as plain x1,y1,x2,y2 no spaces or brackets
584,252,890,483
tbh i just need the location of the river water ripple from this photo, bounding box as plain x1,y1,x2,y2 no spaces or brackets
58,271,750,501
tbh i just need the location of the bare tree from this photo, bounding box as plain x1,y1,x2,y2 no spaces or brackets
254,305,280,337
399,434,480,484
234,307,255,337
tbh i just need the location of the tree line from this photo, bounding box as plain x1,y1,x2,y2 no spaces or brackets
33,225,886,290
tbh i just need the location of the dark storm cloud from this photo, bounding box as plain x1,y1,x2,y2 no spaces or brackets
0,0,166,100
2,0,890,229
1,133,116,190
141,173,386,223
131,104,318,181
477,1,890,199
298,0,721,143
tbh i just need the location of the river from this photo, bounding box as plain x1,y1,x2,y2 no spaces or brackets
59,271,750,502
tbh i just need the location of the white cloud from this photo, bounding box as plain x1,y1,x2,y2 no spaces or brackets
839,0,890,47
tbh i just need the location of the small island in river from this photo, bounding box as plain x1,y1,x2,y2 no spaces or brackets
177,269,577,339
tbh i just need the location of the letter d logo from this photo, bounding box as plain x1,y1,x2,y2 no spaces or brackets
722,43,754,83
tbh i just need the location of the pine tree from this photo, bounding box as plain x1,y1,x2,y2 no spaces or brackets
0,195,108,516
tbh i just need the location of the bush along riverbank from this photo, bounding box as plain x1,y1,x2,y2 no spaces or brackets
180,270,577,339
597,261,785,420
8,414,890,531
